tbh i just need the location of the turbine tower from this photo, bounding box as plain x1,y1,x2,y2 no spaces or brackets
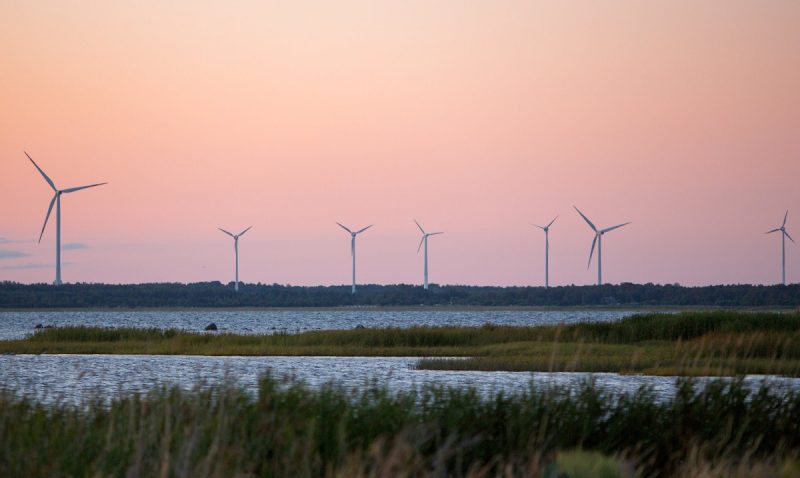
337,223,372,294
574,206,631,286
532,216,558,288
414,220,443,290
26,152,107,285
218,226,252,292
766,211,794,285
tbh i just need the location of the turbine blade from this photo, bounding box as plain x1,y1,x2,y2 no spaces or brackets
417,236,424,253
587,234,597,269
601,222,631,234
414,219,425,234
218,228,235,237
62,182,107,193
766,228,781,234
25,152,57,191
356,225,373,234
547,215,559,228
574,206,597,232
238,226,253,236
429,232,444,236
783,210,788,227
38,193,58,243
531,223,545,230
786,230,795,243
336,222,353,234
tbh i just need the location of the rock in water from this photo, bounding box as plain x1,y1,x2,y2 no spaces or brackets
355,324,366,329
34,323,44,329
204,323,218,331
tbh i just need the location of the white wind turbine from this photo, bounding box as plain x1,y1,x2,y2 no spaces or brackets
766,211,794,285
532,216,558,288
218,226,252,292
574,206,631,286
414,220,443,290
27,152,107,285
337,223,372,294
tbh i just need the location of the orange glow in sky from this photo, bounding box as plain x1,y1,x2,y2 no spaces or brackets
1,1,799,286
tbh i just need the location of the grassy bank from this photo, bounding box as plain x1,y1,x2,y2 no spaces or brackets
2,374,800,477
2,311,800,376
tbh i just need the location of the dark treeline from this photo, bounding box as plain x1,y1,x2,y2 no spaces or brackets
0,281,799,308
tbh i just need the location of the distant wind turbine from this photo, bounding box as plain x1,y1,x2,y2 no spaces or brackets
337,223,372,294
414,220,443,290
574,206,631,286
218,226,252,292
26,152,107,285
766,211,794,285
532,216,558,288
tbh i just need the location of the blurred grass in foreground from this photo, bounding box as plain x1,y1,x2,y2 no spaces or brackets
1,374,800,477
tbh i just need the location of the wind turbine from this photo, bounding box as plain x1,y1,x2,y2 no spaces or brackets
766,211,794,285
218,226,252,292
574,206,631,286
26,152,106,285
414,220,443,290
337,223,372,294
532,216,558,288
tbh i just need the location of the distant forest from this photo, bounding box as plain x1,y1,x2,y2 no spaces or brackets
0,282,799,308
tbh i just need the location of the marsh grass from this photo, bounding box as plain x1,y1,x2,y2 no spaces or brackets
1,375,800,477
2,311,799,376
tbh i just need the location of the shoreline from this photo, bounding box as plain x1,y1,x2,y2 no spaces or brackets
1,305,797,313
1,310,797,377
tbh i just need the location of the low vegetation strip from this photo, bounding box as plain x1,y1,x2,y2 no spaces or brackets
2,375,800,477
3,281,800,307
2,311,799,376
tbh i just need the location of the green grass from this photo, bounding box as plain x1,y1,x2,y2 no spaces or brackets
2,374,800,477
2,311,800,376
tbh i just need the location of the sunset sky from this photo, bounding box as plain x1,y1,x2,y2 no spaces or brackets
1,1,799,286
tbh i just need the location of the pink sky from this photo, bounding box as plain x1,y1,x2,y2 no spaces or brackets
1,1,799,286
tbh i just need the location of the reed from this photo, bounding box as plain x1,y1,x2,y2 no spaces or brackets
1,374,799,477
2,311,798,376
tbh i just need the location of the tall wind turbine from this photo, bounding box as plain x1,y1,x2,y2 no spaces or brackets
26,152,107,285
532,216,558,288
337,223,372,294
414,220,443,290
766,211,794,285
218,226,252,292
574,206,631,286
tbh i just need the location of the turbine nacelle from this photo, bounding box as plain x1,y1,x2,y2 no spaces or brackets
533,216,558,233
337,223,372,238
414,220,443,253
574,206,631,278
219,226,252,240
766,211,794,243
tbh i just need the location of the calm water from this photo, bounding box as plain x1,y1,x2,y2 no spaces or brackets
6,309,792,405
0,309,643,340
1,354,798,404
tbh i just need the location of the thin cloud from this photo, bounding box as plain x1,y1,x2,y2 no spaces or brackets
0,262,73,270
0,237,29,244
0,249,30,259
62,243,88,250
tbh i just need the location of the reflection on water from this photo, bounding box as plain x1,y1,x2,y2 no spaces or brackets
1,354,798,405
0,309,643,340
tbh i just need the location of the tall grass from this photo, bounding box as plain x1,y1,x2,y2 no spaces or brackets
3,311,799,376
23,310,800,347
1,375,799,477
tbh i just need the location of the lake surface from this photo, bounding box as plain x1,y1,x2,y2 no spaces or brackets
6,309,788,406
0,309,644,340
2,354,798,405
